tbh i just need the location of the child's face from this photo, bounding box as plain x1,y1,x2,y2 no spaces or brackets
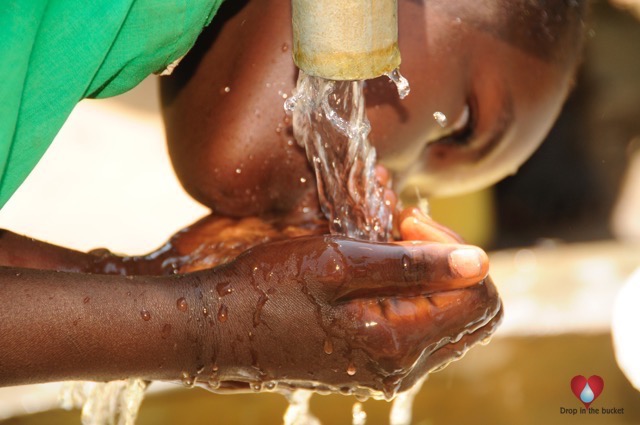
161,0,586,216
367,0,586,196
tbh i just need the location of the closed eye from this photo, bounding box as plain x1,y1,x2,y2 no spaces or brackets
431,92,513,161
433,96,476,146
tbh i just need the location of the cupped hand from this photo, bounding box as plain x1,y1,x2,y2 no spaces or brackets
198,213,501,398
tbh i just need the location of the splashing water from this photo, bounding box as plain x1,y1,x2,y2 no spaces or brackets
389,376,426,425
59,379,147,425
386,69,411,100
285,68,418,424
285,70,409,242
352,402,367,425
283,390,321,425
59,69,412,425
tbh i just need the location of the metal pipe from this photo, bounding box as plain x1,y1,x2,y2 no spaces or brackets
291,0,401,80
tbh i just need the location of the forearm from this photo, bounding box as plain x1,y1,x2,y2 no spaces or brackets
0,267,214,386
0,229,177,276
0,230,96,271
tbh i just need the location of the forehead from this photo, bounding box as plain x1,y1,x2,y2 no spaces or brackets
431,0,587,63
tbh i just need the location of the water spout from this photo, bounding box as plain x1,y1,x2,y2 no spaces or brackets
291,0,401,80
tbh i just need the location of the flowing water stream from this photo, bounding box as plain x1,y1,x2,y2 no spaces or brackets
284,69,417,425
59,379,147,425
285,70,408,242
58,67,416,425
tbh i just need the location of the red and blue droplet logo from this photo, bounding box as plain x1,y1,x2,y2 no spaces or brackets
571,375,604,408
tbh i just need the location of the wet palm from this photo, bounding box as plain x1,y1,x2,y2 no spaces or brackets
190,209,501,398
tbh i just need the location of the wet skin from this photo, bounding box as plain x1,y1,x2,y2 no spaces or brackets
0,0,585,392
0,210,500,395
161,0,587,213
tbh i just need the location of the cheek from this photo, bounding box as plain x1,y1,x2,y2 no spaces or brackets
403,57,572,197
365,1,470,168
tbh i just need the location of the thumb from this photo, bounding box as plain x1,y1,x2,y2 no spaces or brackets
314,237,488,301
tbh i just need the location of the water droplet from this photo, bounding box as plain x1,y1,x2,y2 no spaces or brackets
580,383,595,403
161,323,172,339
216,282,234,297
347,363,357,376
253,294,269,327
202,307,209,316
355,394,369,403
223,86,231,93
480,335,493,346
83,296,90,304
218,305,228,323
181,371,195,388
177,297,188,312
235,168,242,174
323,338,334,355
251,382,263,392
140,310,151,321
433,111,448,127
401,254,411,271
265,381,277,391
300,177,307,183
340,387,354,396
284,99,295,112
282,42,289,52
386,68,410,99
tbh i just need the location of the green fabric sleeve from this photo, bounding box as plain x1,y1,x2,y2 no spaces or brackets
0,0,222,207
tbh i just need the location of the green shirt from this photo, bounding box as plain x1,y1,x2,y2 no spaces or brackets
0,0,222,207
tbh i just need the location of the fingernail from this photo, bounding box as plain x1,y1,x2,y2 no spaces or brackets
449,248,485,279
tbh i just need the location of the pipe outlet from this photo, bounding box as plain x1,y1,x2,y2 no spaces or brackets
291,0,401,80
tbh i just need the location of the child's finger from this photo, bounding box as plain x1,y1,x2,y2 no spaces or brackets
399,207,464,244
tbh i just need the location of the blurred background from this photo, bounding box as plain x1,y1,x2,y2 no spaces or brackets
1,0,640,423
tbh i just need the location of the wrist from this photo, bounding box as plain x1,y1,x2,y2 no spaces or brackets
194,260,271,391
